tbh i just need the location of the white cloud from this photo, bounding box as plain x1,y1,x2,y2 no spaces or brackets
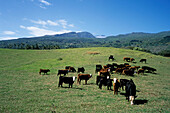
30,19,74,28
20,25,72,36
39,0,51,6
0,37,19,40
3,31,16,35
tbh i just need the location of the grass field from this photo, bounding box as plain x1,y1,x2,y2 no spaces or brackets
0,47,170,113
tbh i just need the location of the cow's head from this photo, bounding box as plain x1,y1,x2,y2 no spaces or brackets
73,76,77,81
47,69,50,72
90,74,92,78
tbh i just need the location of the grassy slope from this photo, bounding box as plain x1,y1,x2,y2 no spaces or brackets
0,47,169,113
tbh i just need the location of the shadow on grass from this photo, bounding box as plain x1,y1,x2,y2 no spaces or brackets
60,86,83,90
134,99,148,105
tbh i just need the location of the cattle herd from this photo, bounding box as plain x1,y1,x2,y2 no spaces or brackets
39,55,156,105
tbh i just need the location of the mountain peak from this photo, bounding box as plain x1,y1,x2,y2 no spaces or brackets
53,31,96,38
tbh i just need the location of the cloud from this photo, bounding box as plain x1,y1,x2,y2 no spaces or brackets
20,25,72,36
30,19,74,28
0,37,19,40
39,0,51,6
3,31,16,35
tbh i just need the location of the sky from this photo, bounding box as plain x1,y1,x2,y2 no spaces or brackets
0,0,170,40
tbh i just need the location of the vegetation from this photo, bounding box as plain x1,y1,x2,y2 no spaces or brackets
0,47,170,112
0,31,170,56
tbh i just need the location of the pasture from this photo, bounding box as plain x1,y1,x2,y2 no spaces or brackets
0,47,170,112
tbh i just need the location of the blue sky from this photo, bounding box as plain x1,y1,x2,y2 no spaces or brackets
0,0,170,40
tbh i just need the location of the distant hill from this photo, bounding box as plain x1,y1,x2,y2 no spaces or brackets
0,31,170,56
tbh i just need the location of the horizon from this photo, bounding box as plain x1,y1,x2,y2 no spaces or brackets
0,0,170,40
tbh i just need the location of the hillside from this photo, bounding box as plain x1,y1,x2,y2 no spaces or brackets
0,31,170,56
0,47,169,112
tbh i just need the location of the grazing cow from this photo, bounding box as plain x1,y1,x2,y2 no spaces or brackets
123,57,131,62
77,74,92,85
58,76,77,88
39,69,50,75
122,69,135,76
137,69,144,75
115,68,123,74
69,67,76,72
142,66,157,73
125,79,136,105
95,65,103,73
140,59,147,63
130,58,135,62
120,79,129,90
57,69,69,76
98,76,112,90
108,55,114,61
77,67,85,73
113,78,120,95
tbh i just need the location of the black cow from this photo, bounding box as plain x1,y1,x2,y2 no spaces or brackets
142,66,156,73
140,59,147,63
58,76,77,88
95,65,102,73
39,69,50,75
108,55,114,61
98,76,113,90
125,79,136,105
120,79,129,90
57,69,69,76
77,67,85,73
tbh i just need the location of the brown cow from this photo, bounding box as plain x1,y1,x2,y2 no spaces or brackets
77,74,92,85
113,78,120,95
137,69,144,75
39,69,50,75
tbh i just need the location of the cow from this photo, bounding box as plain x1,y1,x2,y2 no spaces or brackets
77,67,85,73
125,79,136,105
57,69,69,76
113,78,120,95
122,69,135,76
58,76,77,88
98,76,112,90
142,66,157,73
77,74,92,85
123,57,131,62
69,67,76,72
137,69,144,75
108,55,114,61
130,58,135,62
120,79,129,90
39,69,50,75
115,68,123,74
95,65,103,73
140,59,147,63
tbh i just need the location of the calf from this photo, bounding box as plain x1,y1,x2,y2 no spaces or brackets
39,69,50,75
77,67,85,73
120,79,129,90
98,76,112,90
77,74,92,85
57,69,69,76
58,76,77,88
125,79,136,105
113,78,120,95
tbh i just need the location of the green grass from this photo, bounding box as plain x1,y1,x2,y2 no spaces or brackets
0,47,170,112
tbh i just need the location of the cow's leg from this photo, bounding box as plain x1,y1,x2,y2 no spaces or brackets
85,80,87,84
